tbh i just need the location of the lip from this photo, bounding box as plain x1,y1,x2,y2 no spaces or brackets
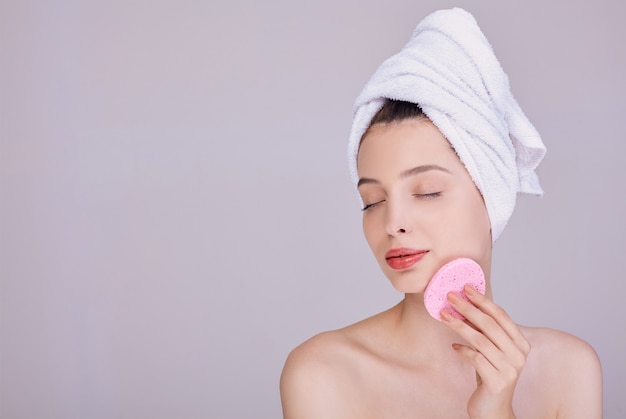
385,248,428,270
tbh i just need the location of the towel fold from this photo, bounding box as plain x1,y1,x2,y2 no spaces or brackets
347,7,546,242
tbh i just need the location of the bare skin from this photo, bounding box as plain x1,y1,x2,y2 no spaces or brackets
280,119,602,419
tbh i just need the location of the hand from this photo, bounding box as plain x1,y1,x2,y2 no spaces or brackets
440,285,530,419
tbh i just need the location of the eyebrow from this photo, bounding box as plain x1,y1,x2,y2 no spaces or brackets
357,164,451,187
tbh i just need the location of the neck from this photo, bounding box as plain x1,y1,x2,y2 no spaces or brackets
386,292,474,366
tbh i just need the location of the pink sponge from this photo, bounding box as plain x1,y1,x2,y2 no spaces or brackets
424,258,485,321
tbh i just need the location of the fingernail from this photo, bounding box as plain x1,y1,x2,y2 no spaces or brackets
464,284,477,296
447,292,462,304
440,310,454,322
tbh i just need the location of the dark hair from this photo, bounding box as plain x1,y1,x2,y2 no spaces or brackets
361,99,425,141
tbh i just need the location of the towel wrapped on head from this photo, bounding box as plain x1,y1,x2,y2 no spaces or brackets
347,7,546,242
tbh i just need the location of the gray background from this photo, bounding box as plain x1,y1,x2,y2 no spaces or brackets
1,0,624,418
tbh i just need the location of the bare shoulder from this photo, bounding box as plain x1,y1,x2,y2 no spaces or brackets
281,329,358,380
519,326,603,418
280,313,388,419
281,314,378,374
280,329,362,419
521,326,602,374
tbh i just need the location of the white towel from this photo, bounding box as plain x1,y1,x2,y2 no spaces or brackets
347,8,546,242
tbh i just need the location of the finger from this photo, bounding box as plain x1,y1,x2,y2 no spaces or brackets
451,343,512,394
445,293,529,376
463,285,531,356
441,308,506,369
446,292,512,354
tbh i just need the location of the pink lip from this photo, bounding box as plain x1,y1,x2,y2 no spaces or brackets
385,248,428,270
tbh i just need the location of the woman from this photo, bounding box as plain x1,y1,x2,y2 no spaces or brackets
280,8,602,419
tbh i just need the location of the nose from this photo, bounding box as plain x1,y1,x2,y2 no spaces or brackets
384,199,412,236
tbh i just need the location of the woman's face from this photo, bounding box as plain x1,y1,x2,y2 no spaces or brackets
357,118,492,294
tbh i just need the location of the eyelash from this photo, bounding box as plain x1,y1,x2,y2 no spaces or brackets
414,192,442,199
361,192,442,212
361,201,384,212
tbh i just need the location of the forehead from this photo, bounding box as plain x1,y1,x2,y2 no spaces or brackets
357,119,462,177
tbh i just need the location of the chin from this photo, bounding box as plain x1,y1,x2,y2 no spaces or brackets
387,273,429,295
379,258,437,295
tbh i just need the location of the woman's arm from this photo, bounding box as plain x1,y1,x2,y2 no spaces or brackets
441,285,531,419
442,285,603,419
553,331,603,419
280,335,352,419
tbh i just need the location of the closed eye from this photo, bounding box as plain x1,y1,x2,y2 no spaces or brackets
362,200,385,211
413,192,442,199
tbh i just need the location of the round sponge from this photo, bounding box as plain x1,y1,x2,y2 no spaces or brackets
424,258,486,321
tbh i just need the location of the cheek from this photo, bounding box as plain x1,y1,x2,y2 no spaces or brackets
434,190,491,254
362,215,379,250
453,194,491,251
362,213,391,265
